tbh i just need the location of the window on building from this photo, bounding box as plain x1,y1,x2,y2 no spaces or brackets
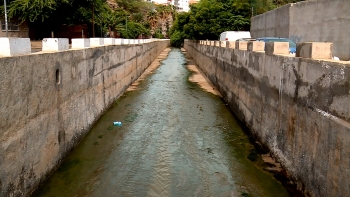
1,21,19,31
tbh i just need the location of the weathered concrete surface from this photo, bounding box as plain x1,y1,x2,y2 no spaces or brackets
296,42,333,60
265,42,289,56
0,40,169,197
184,40,350,197
251,0,350,60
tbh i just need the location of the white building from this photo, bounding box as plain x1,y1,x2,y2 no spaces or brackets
145,0,192,12
145,0,169,5
171,0,190,12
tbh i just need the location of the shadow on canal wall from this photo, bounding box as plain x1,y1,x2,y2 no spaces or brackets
0,40,169,196
184,40,350,197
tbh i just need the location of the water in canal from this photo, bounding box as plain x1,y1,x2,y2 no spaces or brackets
33,48,292,197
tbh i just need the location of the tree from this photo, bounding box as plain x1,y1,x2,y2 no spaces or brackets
120,21,150,39
146,10,158,35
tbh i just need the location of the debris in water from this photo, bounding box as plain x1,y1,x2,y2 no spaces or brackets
113,121,122,126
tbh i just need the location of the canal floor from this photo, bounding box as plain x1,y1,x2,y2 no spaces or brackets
33,48,291,197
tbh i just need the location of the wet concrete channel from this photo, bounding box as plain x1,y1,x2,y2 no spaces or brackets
33,48,294,197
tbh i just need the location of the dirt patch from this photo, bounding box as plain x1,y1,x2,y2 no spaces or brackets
181,48,221,96
127,48,172,91
261,154,283,173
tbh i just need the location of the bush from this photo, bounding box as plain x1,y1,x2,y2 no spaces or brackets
153,32,165,39
120,22,150,39
170,31,183,47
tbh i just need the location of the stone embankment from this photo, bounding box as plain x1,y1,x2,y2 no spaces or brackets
0,38,169,196
184,40,350,197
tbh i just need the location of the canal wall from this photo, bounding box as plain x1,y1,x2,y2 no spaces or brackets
0,40,169,196
250,0,350,61
184,40,350,197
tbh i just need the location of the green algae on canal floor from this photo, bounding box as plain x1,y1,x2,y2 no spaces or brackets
32,48,293,197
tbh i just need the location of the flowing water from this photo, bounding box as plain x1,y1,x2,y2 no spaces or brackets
33,48,292,197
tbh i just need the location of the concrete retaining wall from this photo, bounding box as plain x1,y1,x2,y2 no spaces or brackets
250,0,350,61
0,40,169,196
184,40,350,197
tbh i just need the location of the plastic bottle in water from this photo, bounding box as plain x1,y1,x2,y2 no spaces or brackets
113,121,122,126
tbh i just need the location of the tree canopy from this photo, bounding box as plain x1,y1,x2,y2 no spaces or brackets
169,0,304,46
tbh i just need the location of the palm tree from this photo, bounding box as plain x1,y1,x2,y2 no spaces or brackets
146,10,159,36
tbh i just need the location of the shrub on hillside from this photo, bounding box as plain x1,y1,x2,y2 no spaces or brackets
170,31,183,47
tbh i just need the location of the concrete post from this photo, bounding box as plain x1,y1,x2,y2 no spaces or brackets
115,38,122,45
235,41,248,50
227,41,235,48
296,42,333,59
0,38,31,56
219,41,226,48
71,39,90,49
90,38,104,46
215,41,220,47
265,42,289,55
104,38,115,45
247,41,265,52
42,38,69,52
210,41,215,46
123,39,129,45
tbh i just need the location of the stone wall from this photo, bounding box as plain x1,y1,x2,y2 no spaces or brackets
0,40,169,196
250,0,350,61
184,40,350,197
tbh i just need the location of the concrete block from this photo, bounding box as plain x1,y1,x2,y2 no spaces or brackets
247,41,265,51
90,38,104,46
227,41,235,48
0,38,31,56
219,41,226,47
115,38,122,45
42,38,69,52
296,42,333,59
235,41,248,50
139,39,144,44
265,42,289,55
123,39,129,45
215,41,220,47
210,41,215,46
71,39,90,49
104,38,115,45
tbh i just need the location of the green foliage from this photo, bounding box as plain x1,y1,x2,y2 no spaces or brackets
115,0,152,13
169,0,304,41
6,0,66,22
170,0,251,40
120,22,150,39
170,30,183,47
153,31,164,39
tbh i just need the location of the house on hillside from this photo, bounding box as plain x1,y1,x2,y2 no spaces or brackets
0,17,29,37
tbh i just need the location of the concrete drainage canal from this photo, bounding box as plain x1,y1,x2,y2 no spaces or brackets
32,48,300,197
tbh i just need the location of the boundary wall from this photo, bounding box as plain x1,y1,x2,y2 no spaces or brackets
184,40,350,197
250,0,350,61
0,40,169,196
